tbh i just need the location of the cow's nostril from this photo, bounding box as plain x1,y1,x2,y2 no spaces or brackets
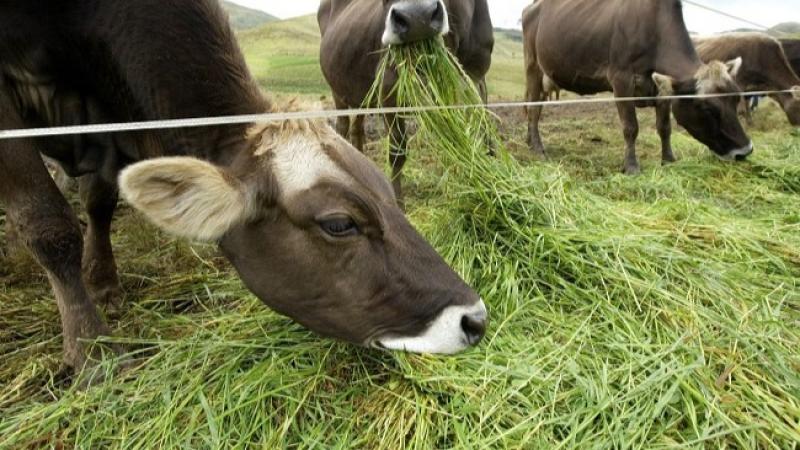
431,2,445,25
461,313,486,346
390,9,410,35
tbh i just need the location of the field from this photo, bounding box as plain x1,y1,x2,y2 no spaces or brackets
2,15,800,449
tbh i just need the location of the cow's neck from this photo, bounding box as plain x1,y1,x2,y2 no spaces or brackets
654,2,703,80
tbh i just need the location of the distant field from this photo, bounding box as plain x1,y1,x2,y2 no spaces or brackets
237,15,528,101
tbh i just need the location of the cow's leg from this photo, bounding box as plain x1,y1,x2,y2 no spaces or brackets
526,67,547,157
656,100,677,164
386,113,408,205
80,173,122,312
0,136,111,371
351,113,366,152
333,97,351,143
611,78,641,175
3,212,22,257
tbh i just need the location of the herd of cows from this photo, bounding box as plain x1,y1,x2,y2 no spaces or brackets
0,0,799,374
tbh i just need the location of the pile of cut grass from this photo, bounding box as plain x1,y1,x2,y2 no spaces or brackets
1,39,799,448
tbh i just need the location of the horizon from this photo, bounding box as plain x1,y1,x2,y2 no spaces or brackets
226,0,799,34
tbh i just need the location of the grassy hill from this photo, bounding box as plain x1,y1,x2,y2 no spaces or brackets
221,1,277,31
237,15,527,100
238,15,329,96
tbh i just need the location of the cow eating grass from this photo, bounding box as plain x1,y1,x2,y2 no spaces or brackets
318,0,494,202
524,0,754,174
695,33,800,127
0,0,487,377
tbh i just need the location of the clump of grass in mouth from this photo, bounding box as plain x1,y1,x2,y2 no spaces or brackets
1,38,799,449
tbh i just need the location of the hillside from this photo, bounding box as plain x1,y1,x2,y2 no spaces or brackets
770,21,800,36
237,15,527,100
221,1,277,31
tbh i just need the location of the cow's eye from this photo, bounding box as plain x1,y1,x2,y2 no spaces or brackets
319,216,359,237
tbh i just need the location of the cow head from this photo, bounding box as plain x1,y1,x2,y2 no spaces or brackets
382,0,450,46
119,119,487,354
653,58,753,161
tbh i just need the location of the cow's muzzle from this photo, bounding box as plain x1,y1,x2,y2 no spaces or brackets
382,0,450,46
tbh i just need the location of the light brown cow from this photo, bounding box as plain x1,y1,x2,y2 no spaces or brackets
318,0,494,201
524,0,753,174
0,0,487,373
695,33,800,126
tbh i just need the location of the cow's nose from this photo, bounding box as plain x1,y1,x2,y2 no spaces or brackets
387,1,447,44
461,310,487,346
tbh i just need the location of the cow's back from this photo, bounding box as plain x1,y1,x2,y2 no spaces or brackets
0,0,267,181
695,33,800,91
528,0,696,95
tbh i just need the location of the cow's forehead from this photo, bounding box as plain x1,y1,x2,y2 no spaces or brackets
270,134,351,199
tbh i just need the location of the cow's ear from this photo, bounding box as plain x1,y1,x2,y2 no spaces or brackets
652,73,675,96
119,157,250,242
725,57,743,77
792,86,800,100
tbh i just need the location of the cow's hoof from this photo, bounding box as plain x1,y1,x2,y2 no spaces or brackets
84,266,124,315
64,339,130,389
88,283,124,318
662,154,678,165
623,165,642,176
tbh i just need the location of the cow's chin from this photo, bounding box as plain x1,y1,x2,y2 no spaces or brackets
371,300,488,355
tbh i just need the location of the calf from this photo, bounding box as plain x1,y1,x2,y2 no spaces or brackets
318,0,494,200
0,0,487,372
524,0,753,174
695,33,800,126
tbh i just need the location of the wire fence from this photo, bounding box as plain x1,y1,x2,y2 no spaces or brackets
0,0,795,141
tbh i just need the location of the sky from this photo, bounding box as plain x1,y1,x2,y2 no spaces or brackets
228,0,798,34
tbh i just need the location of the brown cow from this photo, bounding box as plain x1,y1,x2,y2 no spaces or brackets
318,0,494,200
781,39,800,77
524,0,753,174
0,0,487,372
695,33,800,126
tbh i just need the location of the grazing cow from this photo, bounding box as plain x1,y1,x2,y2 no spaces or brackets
0,0,487,372
781,39,800,77
318,0,494,200
695,33,800,126
524,0,753,174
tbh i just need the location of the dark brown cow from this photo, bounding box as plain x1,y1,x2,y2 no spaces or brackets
781,39,800,77
318,0,494,200
695,33,800,126
524,0,753,174
0,0,487,372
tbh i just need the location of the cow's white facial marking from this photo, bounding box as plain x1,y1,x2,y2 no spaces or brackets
718,141,754,161
375,299,488,354
268,135,350,200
